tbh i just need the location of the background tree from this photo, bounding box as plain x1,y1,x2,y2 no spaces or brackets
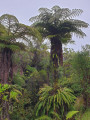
72,48,90,109
0,14,42,120
0,14,41,84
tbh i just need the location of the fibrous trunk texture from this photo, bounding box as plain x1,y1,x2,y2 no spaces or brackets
0,101,10,120
0,48,13,120
51,37,63,67
0,48,13,84
51,37,63,89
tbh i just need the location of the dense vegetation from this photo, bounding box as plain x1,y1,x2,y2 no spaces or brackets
0,6,90,120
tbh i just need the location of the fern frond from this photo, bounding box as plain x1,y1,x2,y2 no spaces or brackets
50,111,62,120
35,115,52,120
66,111,79,120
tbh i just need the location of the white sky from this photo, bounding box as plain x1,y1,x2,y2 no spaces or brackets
0,0,90,51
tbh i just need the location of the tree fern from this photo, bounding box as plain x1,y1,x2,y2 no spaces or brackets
30,5,89,72
0,14,42,84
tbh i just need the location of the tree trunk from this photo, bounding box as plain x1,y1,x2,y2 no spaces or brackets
0,48,13,120
51,37,63,67
0,48,13,84
1,101,10,120
50,37,63,89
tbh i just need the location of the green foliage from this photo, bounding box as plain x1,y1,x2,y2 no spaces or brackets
72,51,90,76
10,91,18,99
0,24,7,36
25,65,48,109
72,51,90,107
0,84,22,102
74,96,85,112
0,14,42,54
26,65,37,73
10,90,33,120
13,73,25,87
0,43,6,48
0,83,22,120
30,6,89,85
75,108,90,120
35,115,52,120
35,84,76,118
30,5,88,42
0,84,10,92
0,7,89,120
8,44,20,51
50,111,62,120
35,110,79,120
66,111,79,120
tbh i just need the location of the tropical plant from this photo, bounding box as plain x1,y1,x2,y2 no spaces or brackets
10,90,33,120
30,5,88,86
34,84,76,120
0,14,41,84
66,110,79,120
72,50,90,109
0,83,22,120
35,110,79,120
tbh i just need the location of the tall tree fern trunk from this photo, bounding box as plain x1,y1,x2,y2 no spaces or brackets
51,37,63,66
0,48,13,84
51,37,63,90
0,48,13,120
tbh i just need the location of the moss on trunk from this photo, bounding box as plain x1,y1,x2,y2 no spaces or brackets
50,37,63,90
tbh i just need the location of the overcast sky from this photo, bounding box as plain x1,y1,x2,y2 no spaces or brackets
0,0,90,51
